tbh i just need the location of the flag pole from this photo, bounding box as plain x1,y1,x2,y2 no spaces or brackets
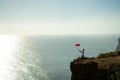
75,43,85,59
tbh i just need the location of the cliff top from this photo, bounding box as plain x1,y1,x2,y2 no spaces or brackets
72,51,120,69
73,56,120,69
70,52,120,80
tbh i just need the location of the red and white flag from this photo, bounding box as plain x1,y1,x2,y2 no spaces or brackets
75,43,84,53
75,43,80,47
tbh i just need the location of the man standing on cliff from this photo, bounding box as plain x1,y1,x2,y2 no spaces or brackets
82,48,85,59
75,43,85,59
78,48,85,59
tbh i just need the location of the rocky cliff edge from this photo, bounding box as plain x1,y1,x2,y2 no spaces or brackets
70,51,120,80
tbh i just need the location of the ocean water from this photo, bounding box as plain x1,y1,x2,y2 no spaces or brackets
0,35,119,80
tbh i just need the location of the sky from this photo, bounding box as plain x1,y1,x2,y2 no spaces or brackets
0,0,120,35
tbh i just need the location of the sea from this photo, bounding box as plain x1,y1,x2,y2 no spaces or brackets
0,34,119,80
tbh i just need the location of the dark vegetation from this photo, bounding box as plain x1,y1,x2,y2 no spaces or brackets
107,63,120,80
97,51,120,58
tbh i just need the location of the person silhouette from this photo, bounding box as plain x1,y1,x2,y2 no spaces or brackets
78,48,85,59
82,49,85,59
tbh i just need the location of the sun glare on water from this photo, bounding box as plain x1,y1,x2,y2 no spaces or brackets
0,35,19,80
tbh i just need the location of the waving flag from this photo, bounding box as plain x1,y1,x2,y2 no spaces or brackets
75,43,80,47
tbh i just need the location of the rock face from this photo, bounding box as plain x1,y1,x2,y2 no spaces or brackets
116,38,120,51
70,61,98,80
70,56,120,80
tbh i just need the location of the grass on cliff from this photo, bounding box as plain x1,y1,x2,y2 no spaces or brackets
97,51,120,58
107,63,120,80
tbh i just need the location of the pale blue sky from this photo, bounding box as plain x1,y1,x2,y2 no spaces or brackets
0,0,120,35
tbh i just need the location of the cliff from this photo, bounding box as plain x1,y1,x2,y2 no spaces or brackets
116,38,120,51
70,52,120,80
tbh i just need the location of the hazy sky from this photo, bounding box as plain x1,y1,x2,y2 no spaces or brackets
0,0,120,35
